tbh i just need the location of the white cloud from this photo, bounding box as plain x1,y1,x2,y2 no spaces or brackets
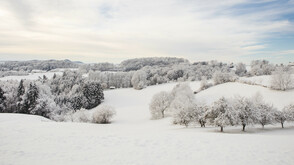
0,0,293,63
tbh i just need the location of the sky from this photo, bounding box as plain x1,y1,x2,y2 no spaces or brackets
0,0,294,64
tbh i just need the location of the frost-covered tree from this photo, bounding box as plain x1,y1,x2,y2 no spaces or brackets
171,96,195,127
131,70,147,90
195,104,209,127
252,96,276,128
283,104,294,122
170,83,195,101
207,97,238,132
271,67,293,91
171,83,196,127
30,83,60,118
274,110,287,128
233,96,258,131
235,63,247,76
83,81,104,109
149,91,172,119
0,87,6,112
92,105,116,124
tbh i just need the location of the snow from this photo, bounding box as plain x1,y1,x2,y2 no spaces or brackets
239,75,272,87
0,71,63,81
1,81,294,165
195,82,294,109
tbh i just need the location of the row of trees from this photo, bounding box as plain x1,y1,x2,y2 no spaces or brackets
150,83,294,132
87,60,233,90
0,59,80,72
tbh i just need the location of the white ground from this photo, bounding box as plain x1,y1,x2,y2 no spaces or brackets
0,71,63,81
1,81,294,165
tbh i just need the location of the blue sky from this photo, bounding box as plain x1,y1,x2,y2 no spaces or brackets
0,0,293,64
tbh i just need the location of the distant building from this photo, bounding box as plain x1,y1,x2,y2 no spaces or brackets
109,86,116,90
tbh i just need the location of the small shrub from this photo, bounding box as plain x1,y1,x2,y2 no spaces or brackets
92,105,116,124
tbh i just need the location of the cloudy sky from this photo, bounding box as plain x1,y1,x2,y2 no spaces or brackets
0,0,294,64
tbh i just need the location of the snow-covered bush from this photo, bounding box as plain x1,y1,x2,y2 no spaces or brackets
131,70,147,90
206,97,238,132
212,71,237,85
71,109,91,123
92,105,116,124
270,67,293,91
149,91,172,119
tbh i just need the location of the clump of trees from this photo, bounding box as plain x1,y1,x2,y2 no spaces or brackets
250,60,275,76
213,71,237,85
0,70,104,122
0,59,80,72
150,83,294,132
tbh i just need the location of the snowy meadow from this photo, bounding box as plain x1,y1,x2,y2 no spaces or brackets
1,58,294,165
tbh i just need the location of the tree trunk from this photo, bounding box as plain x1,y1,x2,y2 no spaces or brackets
220,126,223,132
281,122,284,128
161,110,164,118
242,124,246,131
262,124,264,129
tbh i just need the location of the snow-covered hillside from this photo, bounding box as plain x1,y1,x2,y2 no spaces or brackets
1,82,294,165
0,71,63,81
195,82,294,109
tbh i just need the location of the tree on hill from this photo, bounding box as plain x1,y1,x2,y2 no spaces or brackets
83,81,104,109
207,97,238,132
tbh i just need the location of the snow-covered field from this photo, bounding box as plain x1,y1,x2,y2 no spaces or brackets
0,71,63,81
1,81,294,165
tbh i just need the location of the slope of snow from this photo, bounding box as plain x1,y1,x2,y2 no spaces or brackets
0,72,63,81
1,81,294,165
195,82,294,109
0,113,52,123
239,75,272,87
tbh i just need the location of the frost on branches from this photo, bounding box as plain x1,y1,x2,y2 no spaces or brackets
149,91,172,119
270,67,293,91
92,105,116,124
131,70,147,90
207,97,238,132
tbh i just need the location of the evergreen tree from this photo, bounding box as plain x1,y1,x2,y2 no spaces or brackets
16,79,25,112
0,87,6,112
83,81,104,109
17,79,25,98
20,83,39,114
